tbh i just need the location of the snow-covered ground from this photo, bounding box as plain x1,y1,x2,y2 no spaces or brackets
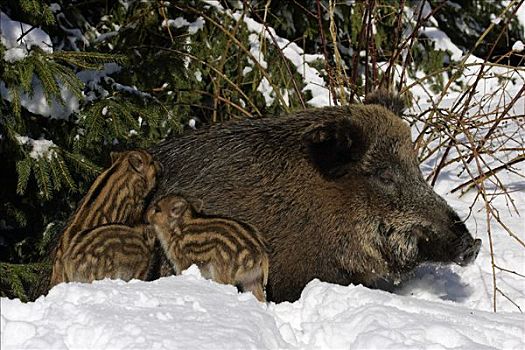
2,257,524,350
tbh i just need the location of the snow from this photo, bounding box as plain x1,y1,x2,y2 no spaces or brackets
420,27,464,61
257,77,275,106
0,13,124,120
1,267,286,350
0,11,53,62
202,0,225,12
54,11,90,52
273,281,524,349
243,32,277,106
2,266,524,349
0,12,80,119
49,3,61,13
490,14,502,25
15,136,56,159
512,40,524,52
3,47,27,62
246,33,268,69
194,70,202,82
162,17,205,35
0,79,80,120
404,80,525,314
77,62,122,101
232,13,332,107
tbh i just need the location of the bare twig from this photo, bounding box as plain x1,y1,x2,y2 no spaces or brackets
381,0,405,89
245,1,306,109
176,4,290,111
16,23,37,43
349,2,370,101
451,154,525,193
315,0,337,105
495,265,525,279
465,85,525,164
139,46,262,117
497,287,523,313
398,0,424,92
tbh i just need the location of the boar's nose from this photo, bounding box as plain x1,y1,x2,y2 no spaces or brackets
455,238,482,266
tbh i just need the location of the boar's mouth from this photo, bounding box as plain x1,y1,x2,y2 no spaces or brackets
452,238,482,266
448,219,482,267
380,221,482,272
416,225,482,267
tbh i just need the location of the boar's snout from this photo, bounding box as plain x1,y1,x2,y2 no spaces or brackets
449,219,482,266
417,208,482,268
454,237,482,266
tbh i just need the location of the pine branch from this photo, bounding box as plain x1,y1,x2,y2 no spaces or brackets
63,152,102,177
52,51,127,70
19,0,55,25
32,54,63,106
8,86,22,119
81,105,105,145
16,157,32,195
4,203,28,227
48,154,64,192
52,64,85,100
34,157,53,200
18,61,35,93
54,154,77,192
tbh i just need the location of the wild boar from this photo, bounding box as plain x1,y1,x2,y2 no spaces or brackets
150,97,481,302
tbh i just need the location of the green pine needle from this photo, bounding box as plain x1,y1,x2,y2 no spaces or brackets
16,158,33,195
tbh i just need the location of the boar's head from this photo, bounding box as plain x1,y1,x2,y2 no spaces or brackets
302,104,482,282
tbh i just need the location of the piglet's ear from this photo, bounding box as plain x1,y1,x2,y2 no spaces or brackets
110,151,121,163
302,118,360,178
192,198,204,213
128,152,144,173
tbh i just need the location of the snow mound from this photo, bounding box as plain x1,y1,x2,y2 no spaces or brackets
272,281,524,349
1,272,285,350
2,273,524,349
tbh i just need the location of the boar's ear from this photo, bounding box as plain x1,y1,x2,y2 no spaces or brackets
128,152,145,172
302,118,361,178
364,89,405,117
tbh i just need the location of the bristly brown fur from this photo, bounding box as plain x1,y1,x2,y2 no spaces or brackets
364,89,406,117
61,224,156,283
49,150,161,288
147,194,269,302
